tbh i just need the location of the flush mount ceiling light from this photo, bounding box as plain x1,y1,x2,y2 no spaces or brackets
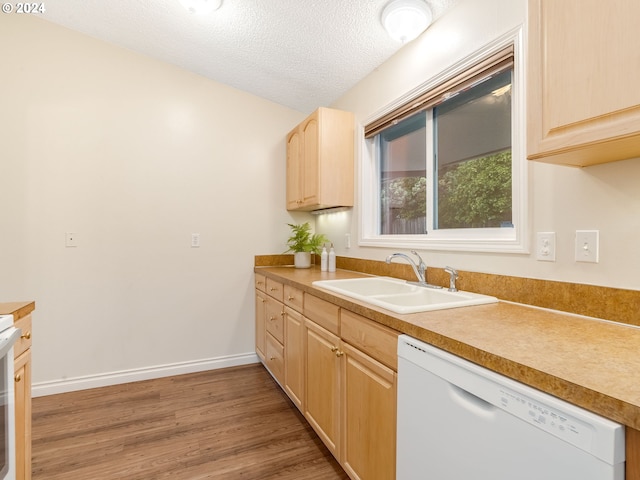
381,0,433,44
178,0,222,15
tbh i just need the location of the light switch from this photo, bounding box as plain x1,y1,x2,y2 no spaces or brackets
536,232,556,262
575,230,599,263
191,233,200,248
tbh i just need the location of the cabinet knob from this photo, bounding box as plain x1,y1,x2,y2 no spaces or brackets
21,331,31,340
269,316,276,321
288,296,294,301
269,356,276,361
14,373,21,382
330,346,339,353
335,351,344,357
270,287,278,292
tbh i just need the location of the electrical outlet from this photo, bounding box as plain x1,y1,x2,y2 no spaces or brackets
65,232,78,247
536,232,556,262
575,230,599,263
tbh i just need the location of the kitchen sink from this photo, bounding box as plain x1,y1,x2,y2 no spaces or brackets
312,277,497,314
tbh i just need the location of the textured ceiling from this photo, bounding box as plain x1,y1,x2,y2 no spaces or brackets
40,0,459,113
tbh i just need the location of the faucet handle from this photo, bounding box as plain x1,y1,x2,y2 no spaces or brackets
444,266,458,292
410,250,425,267
410,250,427,281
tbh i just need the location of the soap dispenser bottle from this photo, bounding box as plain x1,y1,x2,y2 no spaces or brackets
328,243,336,272
320,244,328,271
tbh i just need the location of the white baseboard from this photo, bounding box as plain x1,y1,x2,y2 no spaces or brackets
32,352,260,397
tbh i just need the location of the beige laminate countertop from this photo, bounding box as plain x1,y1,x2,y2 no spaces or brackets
0,301,35,321
256,265,640,430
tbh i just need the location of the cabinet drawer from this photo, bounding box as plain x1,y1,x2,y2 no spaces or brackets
304,293,340,335
265,333,284,385
266,278,284,302
341,309,399,371
284,284,304,313
265,297,284,344
255,274,266,292
13,314,32,359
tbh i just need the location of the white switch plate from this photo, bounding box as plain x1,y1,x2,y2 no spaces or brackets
575,230,599,263
65,232,78,247
191,233,200,248
536,232,556,261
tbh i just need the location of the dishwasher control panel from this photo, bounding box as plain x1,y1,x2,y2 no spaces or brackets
499,387,592,451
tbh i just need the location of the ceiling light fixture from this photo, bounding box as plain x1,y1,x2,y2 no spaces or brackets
381,0,433,44
178,0,222,15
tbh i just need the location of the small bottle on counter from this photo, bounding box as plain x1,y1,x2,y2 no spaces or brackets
328,243,336,272
320,244,328,271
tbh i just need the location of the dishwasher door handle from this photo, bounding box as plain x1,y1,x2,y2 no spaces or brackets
448,384,497,419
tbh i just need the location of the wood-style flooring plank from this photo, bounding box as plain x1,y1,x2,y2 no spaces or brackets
32,364,348,480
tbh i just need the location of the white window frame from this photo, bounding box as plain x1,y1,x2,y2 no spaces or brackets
359,28,528,253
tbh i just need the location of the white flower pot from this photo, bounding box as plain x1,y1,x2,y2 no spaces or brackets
294,251,312,269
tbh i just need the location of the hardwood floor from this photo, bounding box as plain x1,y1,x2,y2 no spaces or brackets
32,364,349,479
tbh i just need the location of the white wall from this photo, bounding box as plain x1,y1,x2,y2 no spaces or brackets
1,15,306,391
326,0,640,291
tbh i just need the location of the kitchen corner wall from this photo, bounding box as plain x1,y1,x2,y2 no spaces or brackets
328,0,640,292
1,15,305,390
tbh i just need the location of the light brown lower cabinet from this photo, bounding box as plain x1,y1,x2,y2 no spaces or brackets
284,306,305,410
14,312,33,480
628,427,640,480
303,315,397,480
255,290,266,361
304,318,341,457
341,342,396,480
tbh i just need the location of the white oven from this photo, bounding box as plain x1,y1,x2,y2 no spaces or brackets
0,315,20,480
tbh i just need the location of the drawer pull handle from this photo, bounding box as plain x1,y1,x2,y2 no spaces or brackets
21,331,31,340
270,287,278,292
288,296,294,301
269,356,276,361
335,351,344,357
15,374,21,382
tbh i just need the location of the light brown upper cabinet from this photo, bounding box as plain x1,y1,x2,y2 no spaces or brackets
527,0,640,166
286,107,355,211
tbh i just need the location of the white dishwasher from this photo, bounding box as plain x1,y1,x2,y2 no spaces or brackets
397,335,626,480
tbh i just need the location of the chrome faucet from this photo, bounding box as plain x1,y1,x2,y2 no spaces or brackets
386,250,436,287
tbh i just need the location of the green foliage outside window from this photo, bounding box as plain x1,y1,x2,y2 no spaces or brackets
381,151,512,232
438,151,512,229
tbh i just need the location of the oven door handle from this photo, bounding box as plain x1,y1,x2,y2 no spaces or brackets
0,327,21,358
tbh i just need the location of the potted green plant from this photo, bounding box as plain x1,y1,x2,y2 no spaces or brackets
285,222,329,268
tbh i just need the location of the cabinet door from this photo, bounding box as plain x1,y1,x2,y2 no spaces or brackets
14,349,32,480
255,290,266,361
286,129,303,209
527,0,640,166
341,342,396,480
284,307,304,410
301,113,319,207
304,319,341,458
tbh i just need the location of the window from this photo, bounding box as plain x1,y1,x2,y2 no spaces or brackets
361,33,526,253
